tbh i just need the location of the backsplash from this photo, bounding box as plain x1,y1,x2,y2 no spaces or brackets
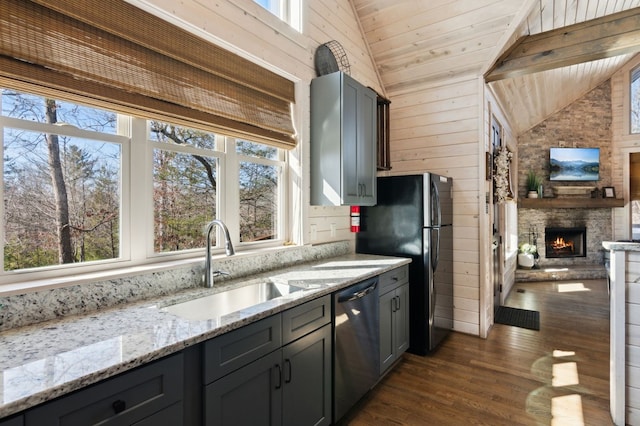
0,242,350,331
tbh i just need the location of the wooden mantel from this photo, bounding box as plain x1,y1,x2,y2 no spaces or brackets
518,198,625,209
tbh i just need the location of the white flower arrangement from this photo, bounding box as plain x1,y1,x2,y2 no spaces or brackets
519,243,537,254
493,147,513,203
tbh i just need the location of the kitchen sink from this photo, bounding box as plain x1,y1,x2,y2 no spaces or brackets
161,280,306,321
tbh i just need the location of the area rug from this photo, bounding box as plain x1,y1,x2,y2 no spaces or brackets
495,306,540,331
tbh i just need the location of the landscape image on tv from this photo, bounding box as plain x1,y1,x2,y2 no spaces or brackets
549,147,600,181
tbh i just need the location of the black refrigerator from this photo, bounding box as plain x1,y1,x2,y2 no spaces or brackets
356,173,453,354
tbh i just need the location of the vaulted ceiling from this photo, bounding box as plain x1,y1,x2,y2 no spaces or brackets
351,0,640,135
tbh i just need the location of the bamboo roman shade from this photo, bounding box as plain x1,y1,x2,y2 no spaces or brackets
0,0,297,149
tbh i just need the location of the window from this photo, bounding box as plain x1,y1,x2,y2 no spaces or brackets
150,122,218,253
254,0,302,31
2,91,123,272
0,89,287,282
631,66,640,134
236,140,281,243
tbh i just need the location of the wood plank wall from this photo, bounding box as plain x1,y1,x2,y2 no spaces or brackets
384,77,483,336
134,0,381,248
627,251,640,424
611,54,640,240
136,0,493,337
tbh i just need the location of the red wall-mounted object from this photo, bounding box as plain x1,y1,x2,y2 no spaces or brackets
350,206,360,232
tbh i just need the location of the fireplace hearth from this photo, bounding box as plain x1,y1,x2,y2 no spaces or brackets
545,227,587,258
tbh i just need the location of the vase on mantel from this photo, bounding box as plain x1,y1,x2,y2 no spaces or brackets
527,190,538,198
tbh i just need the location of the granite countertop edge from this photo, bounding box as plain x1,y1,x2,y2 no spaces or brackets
602,241,640,252
0,253,410,418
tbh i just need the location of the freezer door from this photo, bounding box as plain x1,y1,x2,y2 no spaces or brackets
425,173,453,227
425,225,453,350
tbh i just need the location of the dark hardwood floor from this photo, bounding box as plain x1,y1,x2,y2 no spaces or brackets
343,279,612,425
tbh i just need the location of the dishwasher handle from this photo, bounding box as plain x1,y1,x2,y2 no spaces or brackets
337,278,378,303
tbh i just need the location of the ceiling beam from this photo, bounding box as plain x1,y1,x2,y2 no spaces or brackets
485,7,640,82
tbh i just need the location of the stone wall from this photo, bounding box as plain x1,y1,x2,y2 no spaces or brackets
517,80,612,267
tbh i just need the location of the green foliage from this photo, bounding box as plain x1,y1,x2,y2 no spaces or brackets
526,170,542,191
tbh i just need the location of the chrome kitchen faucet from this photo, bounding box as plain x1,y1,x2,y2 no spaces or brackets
204,219,235,288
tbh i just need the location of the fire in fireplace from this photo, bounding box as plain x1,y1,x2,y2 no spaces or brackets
544,227,586,258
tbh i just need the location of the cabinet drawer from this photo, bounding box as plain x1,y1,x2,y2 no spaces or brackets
204,315,281,384
0,415,23,426
378,266,408,294
25,353,183,426
282,295,331,345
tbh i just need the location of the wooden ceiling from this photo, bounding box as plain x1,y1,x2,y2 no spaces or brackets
351,0,640,135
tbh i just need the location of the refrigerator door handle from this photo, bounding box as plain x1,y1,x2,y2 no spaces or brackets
432,227,440,272
431,178,442,227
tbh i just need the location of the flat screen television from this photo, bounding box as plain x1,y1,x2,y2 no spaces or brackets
549,147,600,181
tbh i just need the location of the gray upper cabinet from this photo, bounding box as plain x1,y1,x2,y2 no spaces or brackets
311,71,377,206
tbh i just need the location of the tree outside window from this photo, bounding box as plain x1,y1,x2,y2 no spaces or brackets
0,90,286,277
2,90,120,271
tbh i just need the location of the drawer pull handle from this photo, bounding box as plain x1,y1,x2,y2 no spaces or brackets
275,364,282,389
112,399,126,414
284,359,292,384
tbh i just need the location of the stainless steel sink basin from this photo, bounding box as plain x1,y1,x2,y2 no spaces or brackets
161,281,305,321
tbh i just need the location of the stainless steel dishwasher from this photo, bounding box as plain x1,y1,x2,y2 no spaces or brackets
333,276,379,423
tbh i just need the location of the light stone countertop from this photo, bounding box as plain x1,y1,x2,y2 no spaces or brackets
0,253,410,419
602,240,640,251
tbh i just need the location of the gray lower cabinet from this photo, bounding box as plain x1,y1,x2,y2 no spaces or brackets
24,353,184,426
204,295,332,426
0,415,23,426
281,324,332,426
379,269,410,374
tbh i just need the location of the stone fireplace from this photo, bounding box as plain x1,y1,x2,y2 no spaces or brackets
544,226,587,258
518,207,610,267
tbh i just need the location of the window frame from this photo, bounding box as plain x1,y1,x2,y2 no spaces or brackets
631,65,640,134
253,0,302,32
0,96,289,287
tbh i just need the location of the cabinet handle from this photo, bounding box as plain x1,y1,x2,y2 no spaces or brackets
396,295,401,311
274,364,282,389
284,359,292,384
112,399,126,414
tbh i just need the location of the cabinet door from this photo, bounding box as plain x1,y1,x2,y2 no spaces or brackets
204,351,282,426
394,283,410,356
356,85,377,206
341,75,361,205
379,289,396,374
0,416,23,426
282,324,332,426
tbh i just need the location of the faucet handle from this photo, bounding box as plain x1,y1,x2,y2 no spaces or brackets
211,270,230,278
